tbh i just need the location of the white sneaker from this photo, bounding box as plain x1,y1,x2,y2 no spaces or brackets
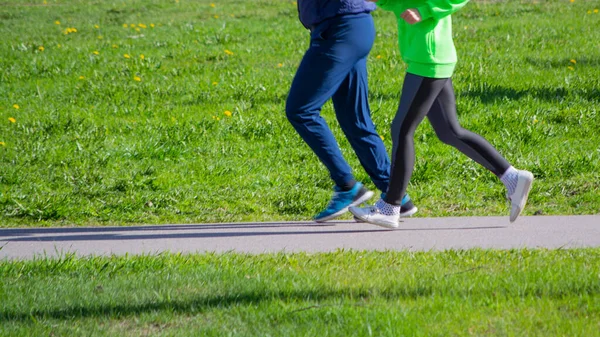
509,170,534,222
349,205,399,229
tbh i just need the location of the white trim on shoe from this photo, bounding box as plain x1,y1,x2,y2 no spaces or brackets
509,170,534,222
314,190,374,222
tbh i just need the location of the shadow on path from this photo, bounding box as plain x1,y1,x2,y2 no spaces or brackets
0,222,336,236
1,225,506,242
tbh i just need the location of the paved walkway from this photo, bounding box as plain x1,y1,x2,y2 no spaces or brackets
1,215,599,259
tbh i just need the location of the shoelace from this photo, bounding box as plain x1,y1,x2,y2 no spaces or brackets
369,206,380,214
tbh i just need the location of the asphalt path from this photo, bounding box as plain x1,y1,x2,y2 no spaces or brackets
1,215,599,259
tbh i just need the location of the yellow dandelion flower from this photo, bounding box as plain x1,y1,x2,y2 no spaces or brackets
124,54,131,59
224,110,232,117
79,76,85,79
568,66,575,71
130,24,135,28
210,3,215,7
224,49,234,55
138,23,147,28
13,104,19,109
213,15,219,19
55,20,61,25
43,0,47,4
293,1,297,5
140,54,145,60
71,27,77,33
587,10,592,14
38,46,45,51
380,135,384,141
112,44,118,48
570,59,576,64
57,44,61,48
277,63,283,67
93,50,99,55
8,117,16,123
212,82,218,85
0,142,5,146
595,9,599,13
134,76,141,82
94,24,99,29
150,23,155,28
123,23,128,28
135,27,141,32
216,117,220,121
570,0,574,2
533,118,539,123
376,55,382,59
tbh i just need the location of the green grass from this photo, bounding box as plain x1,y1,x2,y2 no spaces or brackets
1,0,599,226
1,249,599,336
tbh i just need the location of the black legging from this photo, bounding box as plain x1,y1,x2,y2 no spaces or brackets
385,73,511,205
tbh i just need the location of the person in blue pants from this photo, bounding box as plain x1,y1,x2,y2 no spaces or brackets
286,0,417,221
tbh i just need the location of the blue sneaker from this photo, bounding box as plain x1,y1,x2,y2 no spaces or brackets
314,182,374,222
384,193,418,217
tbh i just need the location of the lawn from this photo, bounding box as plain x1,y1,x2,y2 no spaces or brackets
1,249,600,336
2,3,599,336
1,0,599,226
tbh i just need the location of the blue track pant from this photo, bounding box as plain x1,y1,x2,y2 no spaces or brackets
285,13,390,192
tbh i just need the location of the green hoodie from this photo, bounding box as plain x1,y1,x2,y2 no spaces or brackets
377,0,469,78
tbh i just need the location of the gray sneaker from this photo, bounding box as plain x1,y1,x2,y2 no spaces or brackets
349,203,399,229
509,170,534,222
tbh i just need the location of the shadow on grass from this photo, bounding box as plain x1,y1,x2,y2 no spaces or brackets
3,283,597,323
370,84,599,106
457,85,600,104
0,287,434,323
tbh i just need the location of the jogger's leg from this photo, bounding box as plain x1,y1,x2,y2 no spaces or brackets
426,79,533,222
385,74,447,205
332,56,390,193
427,79,510,176
286,13,377,190
285,32,357,189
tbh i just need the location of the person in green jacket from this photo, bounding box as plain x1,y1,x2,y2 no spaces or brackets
350,0,534,228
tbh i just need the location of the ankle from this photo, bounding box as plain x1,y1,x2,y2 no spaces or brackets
500,166,519,196
375,199,401,216
337,179,357,192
